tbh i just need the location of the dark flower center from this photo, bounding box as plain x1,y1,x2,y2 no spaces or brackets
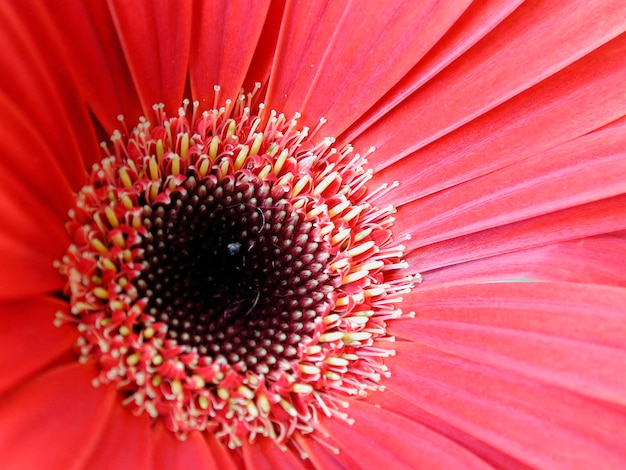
136,173,336,374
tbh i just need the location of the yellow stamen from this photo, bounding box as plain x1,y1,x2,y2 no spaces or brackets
170,154,181,175
148,156,160,180
156,139,165,160
319,331,344,342
93,287,109,299
250,132,264,156
209,136,220,160
180,133,189,158
273,148,289,175
119,167,133,188
234,145,249,170
292,383,314,394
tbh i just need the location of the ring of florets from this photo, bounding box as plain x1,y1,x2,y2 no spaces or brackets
56,88,416,451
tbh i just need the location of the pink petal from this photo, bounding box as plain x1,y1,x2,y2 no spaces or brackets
423,234,626,287
371,31,626,197
392,282,626,404
409,193,626,271
85,401,153,469
341,0,525,143
241,437,309,470
152,425,218,469
0,362,116,469
203,433,244,469
358,0,626,168
264,0,350,116
383,342,626,468
294,433,360,470
0,296,76,395
190,0,272,105
395,124,626,248
322,399,492,469
269,0,472,136
108,0,193,113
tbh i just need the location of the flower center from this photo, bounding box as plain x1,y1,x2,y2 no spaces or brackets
136,174,336,373
56,90,416,451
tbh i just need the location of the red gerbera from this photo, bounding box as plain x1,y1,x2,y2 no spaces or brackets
2,1,626,468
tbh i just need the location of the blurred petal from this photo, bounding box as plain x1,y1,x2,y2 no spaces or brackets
0,223,65,301
203,434,244,470
85,403,153,469
152,426,217,469
0,296,76,395
0,363,115,469
241,438,308,470
295,433,360,470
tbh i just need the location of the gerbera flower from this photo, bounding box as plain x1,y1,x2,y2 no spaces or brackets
2,0,626,468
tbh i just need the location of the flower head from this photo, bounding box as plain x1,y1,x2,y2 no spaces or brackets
56,94,414,447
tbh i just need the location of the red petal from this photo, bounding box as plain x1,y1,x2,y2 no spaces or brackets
0,362,116,469
371,31,626,197
268,0,472,135
152,425,217,469
108,0,193,113
397,281,626,349
383,342,626,468
423,234,626,287
40,0,143,131
0,296,77,395
358,0,626,168
241,0,286,94
294,433,360,470
323,399,492,469
264,0,349,116
0,1,100,185
190,0,272,105
0,93,76,217
0,229,65,302
294,434,359,470
341,0,525,143
240,437,308,470
85,402,153,469
392,282,626,404
395,124,626,247
408,193,626,272
203,433,243,469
